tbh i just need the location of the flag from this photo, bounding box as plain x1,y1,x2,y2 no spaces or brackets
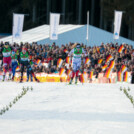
106,55,113,63
57,58,63,68
105,68,112,78
121,65,127,73
114,11,123,39
118,45,124,53
80,72,87,83
124,49,127,54
67,69,72,77
35,59,41,67
102,64,108,71
118,71,122,82
66,57,70,64
64,49,68,53
85,57,90,65
16,66,20,71
36,59,41,65
50,13,60,40
109,60,115,69
89,71,93,79
59,68,65,76
124,71,128,82
98,59,103,64
12,13,24,41
121,65,127,81
96,47,100,53
66,69,72,82
111,46,115,50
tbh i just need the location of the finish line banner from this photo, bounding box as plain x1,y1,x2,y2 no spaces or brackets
12,13,24,40
114,11,122,40
49,13,60,40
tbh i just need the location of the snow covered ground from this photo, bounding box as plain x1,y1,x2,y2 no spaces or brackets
0,82,134,134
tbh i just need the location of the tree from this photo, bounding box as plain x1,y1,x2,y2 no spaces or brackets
101,0,134,40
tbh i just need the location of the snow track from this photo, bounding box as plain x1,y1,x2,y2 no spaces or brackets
0,82,134,134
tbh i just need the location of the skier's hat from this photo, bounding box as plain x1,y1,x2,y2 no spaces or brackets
22,47,27,52
76,43,81,48
5,42,9,46
12,51,15,55
4,42,9,48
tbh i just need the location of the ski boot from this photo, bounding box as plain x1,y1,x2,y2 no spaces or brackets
69,78,73,85
8,74,12,80
75,77,78,84
19,77,23,83
12,76,14,81
2,75,5,81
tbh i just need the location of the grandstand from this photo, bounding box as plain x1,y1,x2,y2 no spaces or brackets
0,24,134,46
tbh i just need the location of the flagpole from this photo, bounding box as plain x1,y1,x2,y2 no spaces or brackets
49,12,51,46
86,11,89,46
113,10,116,45
12,13,14,45
12,34,14,45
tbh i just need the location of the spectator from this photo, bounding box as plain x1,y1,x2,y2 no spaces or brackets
0,41,133,79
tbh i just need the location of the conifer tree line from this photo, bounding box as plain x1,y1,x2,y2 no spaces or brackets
0,0,134,40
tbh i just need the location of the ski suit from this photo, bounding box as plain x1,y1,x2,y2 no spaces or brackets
11,53,18,78
2,46,12,75
69,47,86,78
20,51,29,80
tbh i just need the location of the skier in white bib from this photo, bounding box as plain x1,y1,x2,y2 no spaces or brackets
68,43,86,84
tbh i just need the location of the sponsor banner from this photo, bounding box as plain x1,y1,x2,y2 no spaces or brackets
0,72,132,83
114,11,122,40
50,13,60,40
12,13,24,40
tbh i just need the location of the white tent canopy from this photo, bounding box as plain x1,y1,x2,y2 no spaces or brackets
0,24,134,46
0,25,83,44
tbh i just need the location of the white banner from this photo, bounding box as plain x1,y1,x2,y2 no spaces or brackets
50,13,60,40
12,13,24,40
114,11,122,40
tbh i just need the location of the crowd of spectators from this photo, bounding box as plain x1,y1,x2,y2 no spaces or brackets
0,41,134,76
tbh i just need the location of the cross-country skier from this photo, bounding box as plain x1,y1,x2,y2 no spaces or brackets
2,42,12,81
11,50,18,81
20,47,39,82
68,43,86,84
19,47,29,82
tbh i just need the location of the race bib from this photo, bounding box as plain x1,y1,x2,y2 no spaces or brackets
3,52,11,57
21,58,28,61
